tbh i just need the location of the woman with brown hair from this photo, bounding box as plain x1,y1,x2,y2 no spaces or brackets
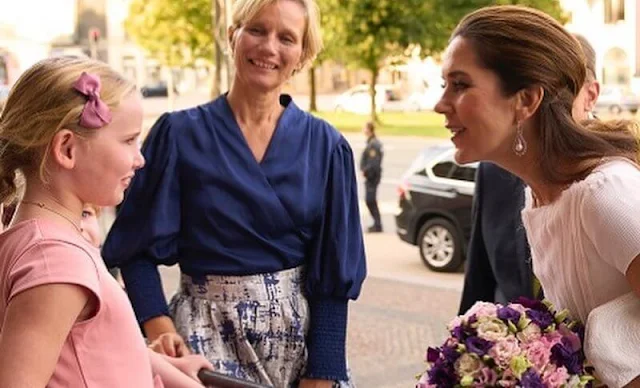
436,6,640,387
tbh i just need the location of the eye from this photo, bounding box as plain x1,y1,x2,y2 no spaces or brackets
82,210,92,218
442,80,469,92
451,81,469,92
125,136,139,145
280,35,295,44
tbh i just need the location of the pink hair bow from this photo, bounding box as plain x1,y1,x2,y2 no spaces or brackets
73,72,112,129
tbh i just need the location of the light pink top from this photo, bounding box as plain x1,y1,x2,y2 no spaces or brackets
521,159,640,323
0,219,163,388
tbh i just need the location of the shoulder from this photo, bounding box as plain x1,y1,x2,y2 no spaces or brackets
284,96,346,153
572,158,640,216
2,221,100,298
581,158,640,197
151,96,226,141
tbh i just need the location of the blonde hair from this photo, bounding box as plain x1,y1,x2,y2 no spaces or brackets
230,0,323,70
0,56,136,204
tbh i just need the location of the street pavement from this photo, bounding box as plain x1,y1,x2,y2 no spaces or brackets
145,93,464,387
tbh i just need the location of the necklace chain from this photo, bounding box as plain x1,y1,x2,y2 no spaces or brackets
21,200,83,233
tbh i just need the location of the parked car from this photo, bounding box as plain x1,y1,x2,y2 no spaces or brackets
404,81,443,112
333,84,404,114
140,81,178,98
395,143,477,272
594,85,640,115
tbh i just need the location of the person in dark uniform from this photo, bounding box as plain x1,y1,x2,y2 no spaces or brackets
458,34,601,314
360,121,383,233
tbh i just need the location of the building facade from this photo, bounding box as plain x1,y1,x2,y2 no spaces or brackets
562,0,640,89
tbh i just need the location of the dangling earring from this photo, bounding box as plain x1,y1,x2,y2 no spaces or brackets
513,121,527,156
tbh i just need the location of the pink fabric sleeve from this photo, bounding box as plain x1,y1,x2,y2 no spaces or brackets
8,240,102,313
580,162,640,274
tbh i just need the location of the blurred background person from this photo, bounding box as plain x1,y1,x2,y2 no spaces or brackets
359,121,383,233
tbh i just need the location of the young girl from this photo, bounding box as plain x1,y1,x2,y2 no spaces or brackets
0,56,212,387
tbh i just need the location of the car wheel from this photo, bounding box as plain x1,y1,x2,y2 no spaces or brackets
610,105,622,115
417,217,463,272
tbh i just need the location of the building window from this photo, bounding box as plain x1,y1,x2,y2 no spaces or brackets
604,0,625,24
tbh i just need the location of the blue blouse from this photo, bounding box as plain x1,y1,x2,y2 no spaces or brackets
102,94,367,380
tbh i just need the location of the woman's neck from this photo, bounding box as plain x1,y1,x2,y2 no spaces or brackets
226,81,283,127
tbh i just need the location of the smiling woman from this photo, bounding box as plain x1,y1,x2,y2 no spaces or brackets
103,0,366,387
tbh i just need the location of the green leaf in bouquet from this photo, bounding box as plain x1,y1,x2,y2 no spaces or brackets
460,375,474,386
507,320,519,333
544,323,557,333
579,375,596,386
542,299,555,312
517,315,531,331
554,309,569,323
509,356,531,379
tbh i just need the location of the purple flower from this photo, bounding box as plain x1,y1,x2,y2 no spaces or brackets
550,342,583,375
426,347,440,363
452,325,466,341
497,306,522,325
514,297,548,312
521,368,545,388
526,309,554,330
441,345,460,363
465,336,492,356
427,361,456,387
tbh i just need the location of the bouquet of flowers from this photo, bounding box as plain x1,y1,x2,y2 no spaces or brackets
417,298,595,388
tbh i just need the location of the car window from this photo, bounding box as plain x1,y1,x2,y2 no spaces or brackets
432,161,456,178
450,165,476,182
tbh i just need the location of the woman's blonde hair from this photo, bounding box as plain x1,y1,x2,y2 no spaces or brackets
230,0,323,70
0,56,136,204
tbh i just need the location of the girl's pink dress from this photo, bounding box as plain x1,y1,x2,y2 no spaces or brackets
0,219,163,387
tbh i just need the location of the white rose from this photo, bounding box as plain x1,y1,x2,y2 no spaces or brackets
476,316,509,341
455,353,482,377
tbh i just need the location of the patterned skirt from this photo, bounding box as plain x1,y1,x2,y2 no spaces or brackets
169,266,354,387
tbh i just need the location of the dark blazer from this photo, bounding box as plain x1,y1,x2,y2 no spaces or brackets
458,162,534,315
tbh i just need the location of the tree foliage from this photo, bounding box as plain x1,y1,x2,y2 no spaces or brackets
125,0,214,68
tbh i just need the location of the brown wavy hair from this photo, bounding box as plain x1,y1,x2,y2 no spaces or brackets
452,5,639,184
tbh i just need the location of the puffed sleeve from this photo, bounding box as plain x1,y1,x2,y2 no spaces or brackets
102,113,181,324
305,137,367,381
580,161,640,275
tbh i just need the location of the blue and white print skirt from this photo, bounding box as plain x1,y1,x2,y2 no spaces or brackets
169,266,354,388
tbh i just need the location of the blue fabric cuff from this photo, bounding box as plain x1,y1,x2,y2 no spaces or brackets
119,258,170,325
305,297,348,381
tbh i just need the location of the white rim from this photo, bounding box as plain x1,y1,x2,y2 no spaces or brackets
421,225,455,268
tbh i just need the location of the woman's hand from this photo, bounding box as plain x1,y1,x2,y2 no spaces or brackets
165,354,214,382
148,332,190,357
299,378,334,388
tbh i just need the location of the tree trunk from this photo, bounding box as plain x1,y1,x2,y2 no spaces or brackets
309,65,317,112
167,68,175,111
369,67,379,123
